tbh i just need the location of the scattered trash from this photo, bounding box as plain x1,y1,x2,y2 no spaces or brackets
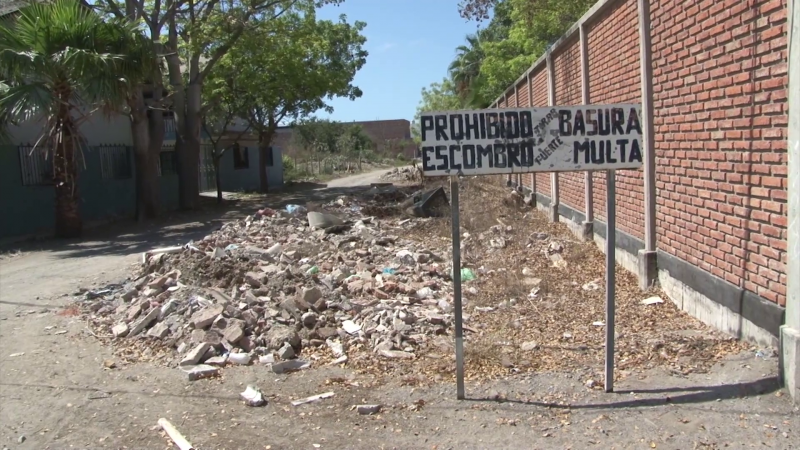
240,385,267,407
641,297,664,305
9,352,24,357
291,391,334,406
285,204,307,215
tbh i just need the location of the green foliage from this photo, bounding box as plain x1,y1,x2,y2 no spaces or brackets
0,0,152,143
205,8,368,133
418,0,594,116
411,77,464,143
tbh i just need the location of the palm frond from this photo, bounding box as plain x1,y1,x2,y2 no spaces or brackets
0,82,54,123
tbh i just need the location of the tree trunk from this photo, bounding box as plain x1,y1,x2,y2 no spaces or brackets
129,90,153,222
145,77,165,218
258,131,271,193
176,82,202,209
53,109,81,238
214,154,222,203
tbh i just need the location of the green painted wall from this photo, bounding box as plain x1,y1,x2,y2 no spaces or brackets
0,145,180,240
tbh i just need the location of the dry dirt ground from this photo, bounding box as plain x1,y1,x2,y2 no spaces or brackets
1,170,797,450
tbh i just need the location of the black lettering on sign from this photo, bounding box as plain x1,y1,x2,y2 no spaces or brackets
535,136,563,165
573,140,590,164
617,139,629,162
559,110,572,136
604,140,617,163
494,143,507,168
449,144,462,170
435,115,448,141
435,145,448,170
479,113,487,139
586,110,597,136
504,112,520,139
598,109,611,136
626,107,642,134
629,138,643,163
573,110,586,135
486,113,500,139
611,108,625,135
507,143,521,167
519,111,533,138
449,115,464,141
520,140,535,167
591,141,604,163
477,144,493,168
465,114,480,140
463,144,476,169
421,116,434,141
422,146,436,170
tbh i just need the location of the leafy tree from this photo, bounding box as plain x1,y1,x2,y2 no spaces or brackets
336,124,373,170
411,77,464,144
207,7,367,191
0,0,152,237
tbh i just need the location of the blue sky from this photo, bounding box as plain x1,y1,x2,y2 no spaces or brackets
315,0,482,123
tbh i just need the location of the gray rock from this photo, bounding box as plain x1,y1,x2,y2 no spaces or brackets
300,286,323,304
317,327,338,339
301,311,318,328
147,322,171,339
278,342,295,360
181,343,211,366
271,359,311,374
223,323,245,344
356,404,382,415
121,289,138,302
190,305,224,329
245,272,266,288
128,307,160,336
181,364,219,381
266,325,301,350
520,341,538,351
112,323,129,338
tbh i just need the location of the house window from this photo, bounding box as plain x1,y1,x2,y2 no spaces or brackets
266,146,274,167
18,145,53,186
158,150,178,176
233,143,249,169
99,145,132,180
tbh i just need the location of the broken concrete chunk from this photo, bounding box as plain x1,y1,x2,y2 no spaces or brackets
128,307,160,337
190,305,224,329
181,364,219,381
147,322,171,339
223,323,245,344
204,355,228,366
356,404,382,415
112,323,129,338
291,391,334,406
121,289,138,302
378,349,414,359
271,359,311,374
342,320,361,335
301,311,318,328
300,286,323,304
180,343,211,366
245,272,266,288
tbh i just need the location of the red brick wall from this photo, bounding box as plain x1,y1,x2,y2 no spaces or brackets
651,0,788,305
553,36,586,212
530,68,551,195
586,0,644,238
494,0,789,307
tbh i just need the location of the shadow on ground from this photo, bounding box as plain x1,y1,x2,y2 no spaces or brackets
0,183,420,260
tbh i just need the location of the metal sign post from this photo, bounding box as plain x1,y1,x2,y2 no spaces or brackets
605,170,616,392
418,104,641,399
450,176,465,399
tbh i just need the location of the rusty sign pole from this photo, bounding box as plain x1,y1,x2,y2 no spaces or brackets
605,170,617,393
451,175,465,400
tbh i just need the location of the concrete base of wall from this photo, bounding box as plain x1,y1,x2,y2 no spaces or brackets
638,250,658,290
581,220,593,241
781,325,800,403
516,187,786,352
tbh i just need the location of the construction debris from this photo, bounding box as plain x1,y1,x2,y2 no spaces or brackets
291,391,334,406
158,418,195,450
240,385,267,407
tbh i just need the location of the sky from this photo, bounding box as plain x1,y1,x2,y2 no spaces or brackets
314,0,482,123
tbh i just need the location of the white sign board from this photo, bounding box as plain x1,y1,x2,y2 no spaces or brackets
420,104,644,177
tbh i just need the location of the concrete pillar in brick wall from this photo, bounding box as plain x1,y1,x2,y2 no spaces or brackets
579,23,594,242
546,51,559,223
782,0,800,404
636,0,658,290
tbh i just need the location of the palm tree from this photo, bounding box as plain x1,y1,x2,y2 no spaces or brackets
448,34,485,97
0,0,150,238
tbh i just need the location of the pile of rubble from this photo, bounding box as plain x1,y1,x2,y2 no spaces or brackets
380,166,419,183
82,187,469,379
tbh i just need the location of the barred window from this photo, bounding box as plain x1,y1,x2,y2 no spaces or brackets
157,148,179,176
18,145,53,186
98,145,132,180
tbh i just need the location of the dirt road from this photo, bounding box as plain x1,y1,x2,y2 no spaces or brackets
0,176,797,449
324,166,405,188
